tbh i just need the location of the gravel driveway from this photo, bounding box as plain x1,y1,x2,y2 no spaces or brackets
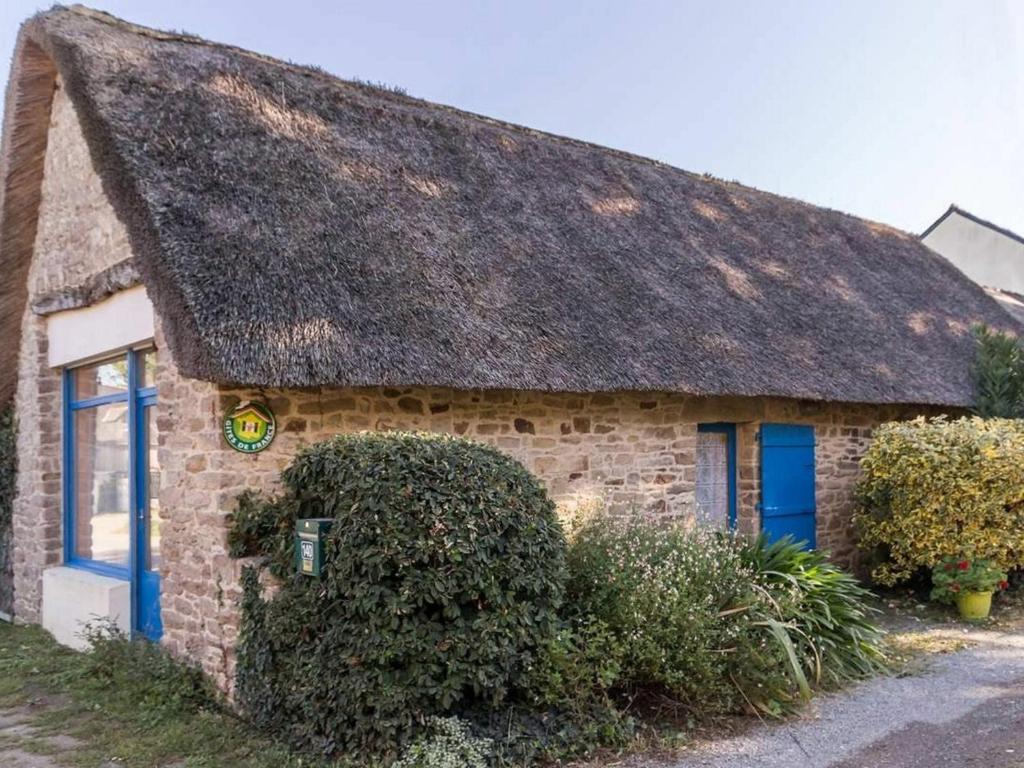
638,624,1024,768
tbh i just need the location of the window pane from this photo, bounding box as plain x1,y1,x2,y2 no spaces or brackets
696,431,730,529
145,406,161,571
137,349,157,389
73,403,130,566
74,358,128,400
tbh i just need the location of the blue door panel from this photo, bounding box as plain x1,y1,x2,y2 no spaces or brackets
762,511,817,548
138,569,162,640
760,424,816,549
760,423,816,447
136,395,162,641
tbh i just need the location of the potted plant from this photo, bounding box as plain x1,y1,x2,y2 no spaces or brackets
930,556,1009,621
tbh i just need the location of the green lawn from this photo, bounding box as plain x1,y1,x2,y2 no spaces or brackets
0,622,325,768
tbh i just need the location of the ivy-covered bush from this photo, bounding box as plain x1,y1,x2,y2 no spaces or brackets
503,617,634,759
854,416,1024,585
231,432,567,758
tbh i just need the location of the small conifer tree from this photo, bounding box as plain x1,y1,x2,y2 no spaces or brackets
972,324,1024,418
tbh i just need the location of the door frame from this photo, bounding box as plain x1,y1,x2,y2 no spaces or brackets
132,387,161,641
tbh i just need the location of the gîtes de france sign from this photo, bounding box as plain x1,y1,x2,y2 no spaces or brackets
223,401,276,453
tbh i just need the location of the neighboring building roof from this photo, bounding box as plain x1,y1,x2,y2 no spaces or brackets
921,204,1024,296
0,7,1018,407
922,204,1024,248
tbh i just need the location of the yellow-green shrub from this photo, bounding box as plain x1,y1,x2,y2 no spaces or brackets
854,416,1024,585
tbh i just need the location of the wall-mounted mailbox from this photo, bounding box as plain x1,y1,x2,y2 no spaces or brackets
295,518,334,577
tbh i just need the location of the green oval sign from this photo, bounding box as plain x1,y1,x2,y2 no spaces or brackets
223,401,276,453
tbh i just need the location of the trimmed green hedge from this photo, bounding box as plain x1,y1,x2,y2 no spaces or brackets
230,432,566,758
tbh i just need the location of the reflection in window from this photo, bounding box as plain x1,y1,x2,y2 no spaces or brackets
695,431,730,529
73,402,130,565
74,359,129,400
137,349,157,389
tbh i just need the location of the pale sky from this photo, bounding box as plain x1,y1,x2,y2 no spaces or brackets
2,1,1022,236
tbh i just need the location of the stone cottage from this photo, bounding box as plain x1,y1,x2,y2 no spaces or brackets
1,7,1016,685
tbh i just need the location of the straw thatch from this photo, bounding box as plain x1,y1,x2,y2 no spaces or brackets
0,6,1017,406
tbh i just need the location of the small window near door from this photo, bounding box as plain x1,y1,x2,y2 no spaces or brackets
696,424,736,530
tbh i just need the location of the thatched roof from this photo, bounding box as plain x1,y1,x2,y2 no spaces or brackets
0,6,1017,406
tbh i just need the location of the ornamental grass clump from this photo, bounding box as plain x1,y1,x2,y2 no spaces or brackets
230,432,567,759
854,416,1024,585
738,536,888,688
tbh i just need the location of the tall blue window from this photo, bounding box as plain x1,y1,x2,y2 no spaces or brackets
63,348,161,639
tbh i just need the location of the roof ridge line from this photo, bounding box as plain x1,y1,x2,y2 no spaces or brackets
948,205,1024,247
61,4,917,238
59,4,876,221
63,5,695,176
921,202,1024,246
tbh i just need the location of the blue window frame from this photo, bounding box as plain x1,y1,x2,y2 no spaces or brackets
696,423,737,529
63,349,159,635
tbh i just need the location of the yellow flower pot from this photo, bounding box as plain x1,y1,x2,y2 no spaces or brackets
956,591,993,622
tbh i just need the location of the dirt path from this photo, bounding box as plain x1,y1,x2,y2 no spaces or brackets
0,707,86,767
637,625,1024,768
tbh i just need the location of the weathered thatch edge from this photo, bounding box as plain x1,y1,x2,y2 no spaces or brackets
0,8,216,402
30,258,141,315
16,10,223,391
0,32,57,404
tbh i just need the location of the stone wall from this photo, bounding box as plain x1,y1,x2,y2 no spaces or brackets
11,78,134,623
152,329,938,688
29,79,133,300
11,313,62,624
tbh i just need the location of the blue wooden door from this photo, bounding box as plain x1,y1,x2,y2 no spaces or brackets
760,424,816,548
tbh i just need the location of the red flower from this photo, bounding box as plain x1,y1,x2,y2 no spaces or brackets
950,583,961,592
999,580,1010,590
957,560,970,571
